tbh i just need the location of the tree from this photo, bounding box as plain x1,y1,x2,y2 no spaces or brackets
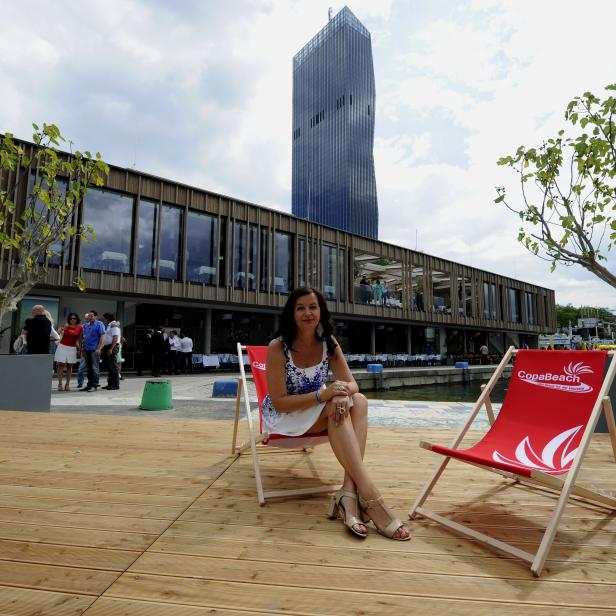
495,84,616,289
0,123,108,327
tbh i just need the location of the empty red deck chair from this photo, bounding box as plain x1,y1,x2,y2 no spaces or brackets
411,347,616,576
231,343,339,505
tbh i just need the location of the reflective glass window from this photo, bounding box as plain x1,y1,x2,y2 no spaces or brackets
298,238,306,287
233,221,248,289
136,199,157,276
248,226,257,291
28,175,70,266
509,288,521,322
338,248,346,302
483,282,490,319
432,270,451,313
81,187,133,273
159,204,182,280
274,231,293,293
186,210,217,285
260,228,269,292
322,244,337,300
490,283,497,319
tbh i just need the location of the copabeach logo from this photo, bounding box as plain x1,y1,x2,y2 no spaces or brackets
517,362,594,393
252,361,266,371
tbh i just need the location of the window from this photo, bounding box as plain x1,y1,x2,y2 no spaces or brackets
525,291,536,324
233,221,248,289
412,266,424,311
322,244,337,300
248,226,257,291
186,210,218,284
339,247,346,302
298,238,306,287
28,175,70,266
80,187,133,273
483,282,490,319
260,228,269,292
509,288,521,323
490,283,497,319
136,199,157,276
432,270,451,313
159,204,182,279
274,231,293,293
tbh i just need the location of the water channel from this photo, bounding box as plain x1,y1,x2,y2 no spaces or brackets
364,376,511,403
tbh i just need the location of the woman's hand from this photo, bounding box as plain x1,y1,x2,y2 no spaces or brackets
329,394,350,426
323,380,351,401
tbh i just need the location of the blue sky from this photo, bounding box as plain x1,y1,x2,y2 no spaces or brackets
1,0,614,310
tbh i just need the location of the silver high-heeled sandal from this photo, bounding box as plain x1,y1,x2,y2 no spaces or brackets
359,495,412,541
327,489,368,538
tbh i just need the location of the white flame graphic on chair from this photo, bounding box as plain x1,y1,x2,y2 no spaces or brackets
492,425,582,473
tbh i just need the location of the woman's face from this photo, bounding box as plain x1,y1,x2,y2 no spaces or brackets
294,292,321,332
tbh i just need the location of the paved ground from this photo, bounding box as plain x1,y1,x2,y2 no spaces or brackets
51,372,495,430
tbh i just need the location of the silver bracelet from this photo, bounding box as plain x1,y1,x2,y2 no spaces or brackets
315,389,322,403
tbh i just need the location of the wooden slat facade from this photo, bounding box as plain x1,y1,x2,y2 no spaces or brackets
0,140,556,337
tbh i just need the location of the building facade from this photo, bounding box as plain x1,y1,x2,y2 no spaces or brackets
292,6,379,239
0,139,556,366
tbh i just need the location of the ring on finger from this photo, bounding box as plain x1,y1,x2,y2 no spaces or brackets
337,385,345,392
337,406,345,415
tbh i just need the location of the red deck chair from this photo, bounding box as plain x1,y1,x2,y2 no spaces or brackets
411,347,616,576
231,343,340,505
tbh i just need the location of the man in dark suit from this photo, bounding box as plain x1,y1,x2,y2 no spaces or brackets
23,304,51,354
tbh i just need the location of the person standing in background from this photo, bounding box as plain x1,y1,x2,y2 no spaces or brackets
22,305,51,355
101,313,121,390
167,330,180,375
179,332,193,374
54,313,82,391
81,310,106,392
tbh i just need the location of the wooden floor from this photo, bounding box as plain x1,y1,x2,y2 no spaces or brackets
1,411,616,616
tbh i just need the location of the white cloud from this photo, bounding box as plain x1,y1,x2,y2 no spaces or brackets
0,0,614,311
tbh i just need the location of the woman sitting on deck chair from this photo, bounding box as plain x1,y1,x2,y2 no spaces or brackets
264,287,411,541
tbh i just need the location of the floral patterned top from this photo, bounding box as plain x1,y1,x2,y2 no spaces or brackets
261,337,329,436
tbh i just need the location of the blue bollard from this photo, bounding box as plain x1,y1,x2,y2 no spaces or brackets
212,379,239,398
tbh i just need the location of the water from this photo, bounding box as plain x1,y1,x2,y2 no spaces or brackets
364,377,510,403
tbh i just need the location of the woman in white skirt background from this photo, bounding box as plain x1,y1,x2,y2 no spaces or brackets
54,313,83,391
265,287,411,541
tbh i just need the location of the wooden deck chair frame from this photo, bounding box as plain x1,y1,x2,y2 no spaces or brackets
231,343,340,505
410,346,616,577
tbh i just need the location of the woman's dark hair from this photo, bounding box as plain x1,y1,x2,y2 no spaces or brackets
275,287,337,355
67,312,80,324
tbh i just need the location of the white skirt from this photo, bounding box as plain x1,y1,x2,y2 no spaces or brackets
262,396,354,436
264,403,325,436
54,343,77,364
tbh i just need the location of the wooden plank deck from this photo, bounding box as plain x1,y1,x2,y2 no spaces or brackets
1,409,615,615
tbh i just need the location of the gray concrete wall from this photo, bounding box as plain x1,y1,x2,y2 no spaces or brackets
0,354,53,412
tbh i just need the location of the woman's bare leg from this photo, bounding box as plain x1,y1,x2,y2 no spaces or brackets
57,363,65,389
65,365,73,389
325,400,410,539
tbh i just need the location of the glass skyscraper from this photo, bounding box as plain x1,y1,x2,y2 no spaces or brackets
292,6,378,239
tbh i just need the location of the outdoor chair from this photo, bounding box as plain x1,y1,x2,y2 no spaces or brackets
410,347,616,576
231,343,340,505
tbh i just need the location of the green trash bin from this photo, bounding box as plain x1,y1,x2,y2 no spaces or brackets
140,379,173,411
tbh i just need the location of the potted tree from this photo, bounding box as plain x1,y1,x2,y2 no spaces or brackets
0,124,108,411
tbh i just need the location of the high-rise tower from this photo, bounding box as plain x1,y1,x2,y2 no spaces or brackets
292,6,378,239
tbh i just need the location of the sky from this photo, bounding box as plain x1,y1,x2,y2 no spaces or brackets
1,0,615,311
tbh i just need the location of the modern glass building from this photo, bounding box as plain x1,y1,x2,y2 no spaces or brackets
292,6,379,239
